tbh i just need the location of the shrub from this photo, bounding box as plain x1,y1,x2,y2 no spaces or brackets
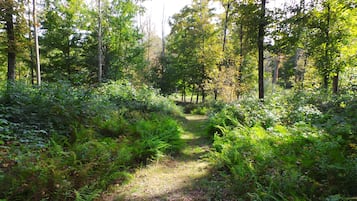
208,90,357,200
0,81,184,200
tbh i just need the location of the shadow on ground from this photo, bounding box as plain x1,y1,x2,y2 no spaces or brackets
100,114,238,201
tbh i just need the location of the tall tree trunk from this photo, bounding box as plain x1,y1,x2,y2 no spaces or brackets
258,0,266,100
190,85,194,103
237,22,244,99
333,72,339,94
98,0,103,83
222,1,230,53
6,5,16,81
28,0,35,85
196,90,199,104
201,86,205,103
323,75,329,89
324,2,330,90
33,0,41,85
272,54,281,85
161,5,166,80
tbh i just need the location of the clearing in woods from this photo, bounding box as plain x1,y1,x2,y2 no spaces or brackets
100,114,233,201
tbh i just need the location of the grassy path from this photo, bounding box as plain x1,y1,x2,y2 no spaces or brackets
100,114,217,201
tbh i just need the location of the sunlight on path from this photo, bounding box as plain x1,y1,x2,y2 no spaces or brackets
101,114,212,201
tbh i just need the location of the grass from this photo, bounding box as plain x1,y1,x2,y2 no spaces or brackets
99,114,215,201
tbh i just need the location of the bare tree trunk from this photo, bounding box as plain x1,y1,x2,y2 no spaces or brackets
333,72,339,94
272,54,281,85
98,0,103,82
6,5,16,81
28,0,35,85
190,86,194,103
324,2,331,90
258,0,266,100
237,22,244,99
33,0,41,85
222,1,230,52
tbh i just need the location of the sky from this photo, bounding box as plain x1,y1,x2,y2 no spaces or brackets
142,0,288,37
141,0,192,37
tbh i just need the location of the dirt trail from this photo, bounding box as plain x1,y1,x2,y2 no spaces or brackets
101,114,213,201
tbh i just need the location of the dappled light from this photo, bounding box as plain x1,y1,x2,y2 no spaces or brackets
0,0,356,200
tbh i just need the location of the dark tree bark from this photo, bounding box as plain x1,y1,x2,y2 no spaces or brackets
333,72,339,94
258,0,266,99
6,5,16,81
323,3,331,90
222,1,231,52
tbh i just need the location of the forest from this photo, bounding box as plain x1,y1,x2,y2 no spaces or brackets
0,0,356,200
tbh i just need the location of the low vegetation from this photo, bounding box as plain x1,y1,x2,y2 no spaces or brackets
0,81,183,200
207,90,357,200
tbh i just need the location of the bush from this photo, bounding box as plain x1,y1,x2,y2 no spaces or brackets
0,81,184,200
208,90,357,200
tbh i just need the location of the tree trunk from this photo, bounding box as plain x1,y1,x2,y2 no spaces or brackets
98,0,103,82
272,54,281,85
6,5,16,81
196,90,199,104
333,72,339,94
214,89,218,101
237,22,244,100
258,0,266,100
28,0,35,85
324,2,330,90
222,1,230,52
323,75,329,89
33,0,41,85
190,86,194,103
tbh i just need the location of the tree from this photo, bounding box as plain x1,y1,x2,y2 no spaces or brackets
33,0,41,85
40,0,89,83
1,0,17,81
258,0,266,99
165,0,221,102
98,0,103,83
0,0,29,82
308,0,356,93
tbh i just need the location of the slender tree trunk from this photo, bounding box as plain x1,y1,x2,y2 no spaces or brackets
222,1,230,53
33,0,41,85
333,72,339,94
323,75,329,89
272,54,281,85
183,84,186,103
300,53,308,89
258,0,266,100
196,89,199,104
6,5,16,81
324,2,330,90
28,0,35,85
190,85,194,103
98,0,103,82
237,22,244,99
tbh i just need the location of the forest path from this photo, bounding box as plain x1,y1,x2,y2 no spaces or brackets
101,114,215,201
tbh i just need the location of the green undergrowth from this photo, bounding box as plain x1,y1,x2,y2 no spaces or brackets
0,81,183,201
208,90,357,200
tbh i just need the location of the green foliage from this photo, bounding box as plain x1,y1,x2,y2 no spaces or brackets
133,115,183,161
0,81,183,200
208,90,357,200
